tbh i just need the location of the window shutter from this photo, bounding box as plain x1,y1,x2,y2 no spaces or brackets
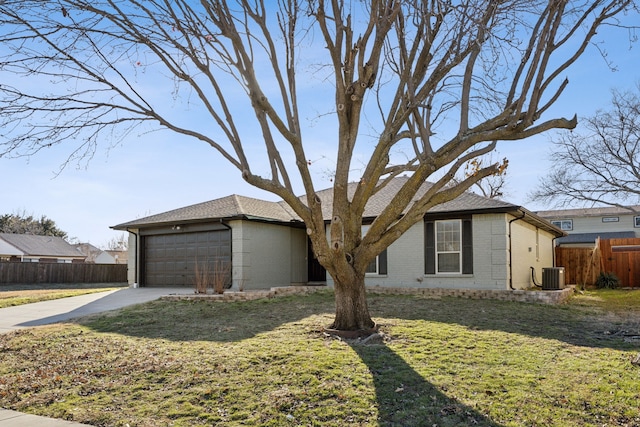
462,218,473,274
425,220,435,274
378,249,387,275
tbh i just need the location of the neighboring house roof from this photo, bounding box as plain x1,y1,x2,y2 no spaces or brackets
74,242,102,254
556,231,636,245
536,205,640,218
74,242,115,263
113,177,563,236
0,233,85,258
0,238,23,256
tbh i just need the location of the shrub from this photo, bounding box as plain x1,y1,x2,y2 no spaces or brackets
595,272,620,289
212,260,231,294
194,260,210,294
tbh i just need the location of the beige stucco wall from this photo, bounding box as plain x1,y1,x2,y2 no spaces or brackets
509,216,557,289
230,220,307,290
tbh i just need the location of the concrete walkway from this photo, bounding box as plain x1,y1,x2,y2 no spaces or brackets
0,287,191,333
0,409,92,426
0,286,193,426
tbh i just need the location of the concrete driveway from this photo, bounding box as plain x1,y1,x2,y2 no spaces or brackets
0,286,193,333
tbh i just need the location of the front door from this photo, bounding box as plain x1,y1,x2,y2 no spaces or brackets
307,239,326,282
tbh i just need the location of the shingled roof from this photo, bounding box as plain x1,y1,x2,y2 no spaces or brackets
113,177,560,235
307,176,516,219
114,194,299,228
0,233,85,258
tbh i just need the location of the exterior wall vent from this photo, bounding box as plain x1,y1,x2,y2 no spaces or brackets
542,267,565,290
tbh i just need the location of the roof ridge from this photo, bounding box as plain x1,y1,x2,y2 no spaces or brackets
230,194,244,213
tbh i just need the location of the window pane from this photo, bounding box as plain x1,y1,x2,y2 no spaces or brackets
438,253,460,272
552,220,572,231
365,258,378,274
436,220,461,251
435,220,461,273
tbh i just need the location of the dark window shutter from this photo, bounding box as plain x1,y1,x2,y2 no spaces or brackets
378,249,387,275
425,221,435,274
462,218,473,274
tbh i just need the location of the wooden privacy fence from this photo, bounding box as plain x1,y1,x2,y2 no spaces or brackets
0,262,127,284
555,237,640,288
599,238,640,288
555,246,601,287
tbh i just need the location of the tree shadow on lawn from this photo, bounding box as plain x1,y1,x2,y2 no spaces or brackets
79,293,504,426
365,294,639,352
81,291,636,352
79,292,339,342
76,292,632,426
349,339,503,427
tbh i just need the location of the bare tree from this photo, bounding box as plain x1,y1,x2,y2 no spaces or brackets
530,86,640,210
103,233,129,251
0,0,636,331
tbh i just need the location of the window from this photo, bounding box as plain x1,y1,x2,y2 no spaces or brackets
436,220,462,273
365,257,379,274
635,216,640,228
362,225,387,275
425,216,473,275
551,219,573,231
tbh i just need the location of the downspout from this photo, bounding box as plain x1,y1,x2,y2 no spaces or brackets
508,211,527,290
552,236,559,267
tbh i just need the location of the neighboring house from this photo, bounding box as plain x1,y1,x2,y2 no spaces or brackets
112,177,564,291
105,249,128,265
74,243,120,264
536,205,640,247
0,233,86,263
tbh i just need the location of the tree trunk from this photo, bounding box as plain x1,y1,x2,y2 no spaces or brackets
330,273,375,331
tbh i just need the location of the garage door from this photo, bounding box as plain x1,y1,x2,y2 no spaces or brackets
143,230,231,286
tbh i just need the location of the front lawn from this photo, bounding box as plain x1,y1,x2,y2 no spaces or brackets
0,284,125,308
0,290,638,426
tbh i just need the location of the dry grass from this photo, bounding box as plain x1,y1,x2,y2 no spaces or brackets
0,289,638,426
0,284,124,308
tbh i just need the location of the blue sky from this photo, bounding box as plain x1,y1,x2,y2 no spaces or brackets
0,9,637,247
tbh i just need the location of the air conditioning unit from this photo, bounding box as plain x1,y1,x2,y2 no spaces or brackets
542,267,565,290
